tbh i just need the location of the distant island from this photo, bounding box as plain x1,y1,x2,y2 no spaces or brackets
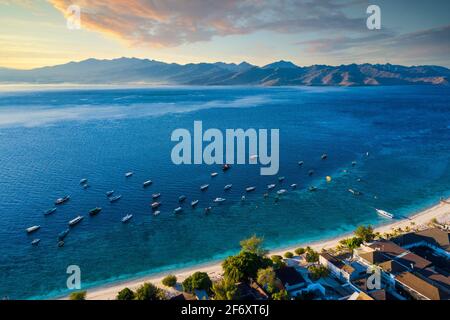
0,57,449,86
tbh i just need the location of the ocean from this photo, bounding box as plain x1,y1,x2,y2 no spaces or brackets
0,85,449,299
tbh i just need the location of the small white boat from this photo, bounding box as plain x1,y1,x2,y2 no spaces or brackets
191,200,199,207
290,184,297,189
267,184,276,190
151,202,161,209
68,216,83,227
106,190,114,197
308,170,314,176
31,239,41,246
82,184,90,189
321,154,328,160
376,209,394,219
174,207,183,214
44,208,57,216
200,184,209,191
309,186,317,192
298,161,304,166
125,172,134,177
152,193,161,199
153,210,161,216
224,184,232,190
213,197,226,203
26,225,40,234
277,189,287,195
121,214,133,223
55,195,70,205
211,172,219,177
58,229,69,241
278,176,285,182
179,195,187,202
143,180,152,187
348,189,363,196
109,195,122,203
246,186,256,192
80,178,88,185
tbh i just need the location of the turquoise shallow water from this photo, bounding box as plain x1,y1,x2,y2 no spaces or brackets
0,85,449,299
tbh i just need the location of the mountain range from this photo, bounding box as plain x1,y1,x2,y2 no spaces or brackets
0,57,449,86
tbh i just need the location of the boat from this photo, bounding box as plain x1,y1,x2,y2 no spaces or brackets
80,178,88,185
246,186,256,192
174,207,183,214
31,239,40,246
58,241,65,247
121,214,133,223
222,164,231,171
58,229,70,241
89,207,102,216
109,195,122,203
213,197,226,203
55,195,70,205
125,172,134,177
352,161,357,167
151,202,161,209
82,184,90,189
224,184,232,190
211,172,219,177
153,210,161,216
191,200,199,207
241,196,246,201
348,189,363,196
267,184,276,190
308,170,314,176
68,216,84,227
200,184,209,191
26,225,40,234
321,154,328,160
44,208,57,216
290,184,297,189
143,180,153,187
152,193,161,199
309,186,318,192
278,176,285,182
298,161,304,166
106,190,114,197
179,195,187,202
277,189,287,195
376,209,394,219
263,193,269,198
204,207,212,213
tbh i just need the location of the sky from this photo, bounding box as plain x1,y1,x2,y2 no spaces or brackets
0,0,449,69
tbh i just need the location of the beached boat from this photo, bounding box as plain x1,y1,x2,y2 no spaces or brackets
224,184,232,190
80,178,88,185
277,189,287,195
200,184,209,191
267,184,276,190
153,210,161,216
191,200,199,207
125,172,134,177
58,229,69,241
55,195,70,205
321,154,328,160
213,197,226,203
68,216,83,227
376,209,394,219
211,172,219,177
348,189,363,196
309,186,317,192
143,180,153,187
174,207,183,214
44,208,57,216
109,195,122,203
246,186,256,192
179,195,187,202
308,170,314,176
26,225,40,234
121,214,133,223
89,207,102,216
152,193,161,199
291,184,297,189
222,164,231,171
106,190,114,197
298,161,304,166
151,202,161,209
31,239,40,246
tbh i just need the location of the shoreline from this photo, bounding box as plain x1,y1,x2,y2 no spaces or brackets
66,197,449,300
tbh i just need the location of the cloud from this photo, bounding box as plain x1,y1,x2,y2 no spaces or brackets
47,0,366,47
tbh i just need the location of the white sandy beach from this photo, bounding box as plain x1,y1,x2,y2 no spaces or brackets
74,198,449,300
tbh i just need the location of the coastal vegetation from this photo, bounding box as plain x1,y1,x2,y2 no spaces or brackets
305,247,319,263
135,282,166,300
270,255,286,269
162,274,177,287
295,247,306,255
211,278,238,300
256,267,278,294
69,291,86,300
354,225,375,242
182,272,212,293
283,251,294,259
116,287,135,300
308,265,330,280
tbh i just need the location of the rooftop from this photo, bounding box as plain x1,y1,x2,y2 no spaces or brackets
396,271,449,300
394,227,450,252
275,267,307,287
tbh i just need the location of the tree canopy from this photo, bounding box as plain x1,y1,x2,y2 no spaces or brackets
135,282,165,300
354,225,375,242
240,235,268,256
116,287,135,300
182,272,212,293
222,251,272,283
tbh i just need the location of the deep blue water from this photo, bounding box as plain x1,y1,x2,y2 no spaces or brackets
0,86,449,299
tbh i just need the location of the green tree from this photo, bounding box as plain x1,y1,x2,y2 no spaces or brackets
270,255,286,270
135,282,164,300
223,251,272,283
256,267,278,294
339,237,363,250
295,248,305,255
212,278,237,300
272,289,289,300
308,265,330,280
116,287,135,300
305,248,319,263
354,225,375,242
69,291,86,300
182,272,212,293
240,235,268,256
284,251,294,259
162,274,177,287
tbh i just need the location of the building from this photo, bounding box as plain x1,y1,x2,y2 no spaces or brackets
395,271,449,300
275,266,307,296
319,252,359,281
393,227,450,257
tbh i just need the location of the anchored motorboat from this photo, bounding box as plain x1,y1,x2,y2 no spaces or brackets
267,184,276,190
174,207,183,214
44,208,57,216
121,214,133,223
125,172,134,177
179,195,187,202
80,178,88,185
143,180,153,187
26,225,40,234
348,189,363,196
89,207,102,216
211,172,219,177
191,200,199,207
152,193,161,199
68,216,83,227
106,190,114,197
277,189,287,195
224,184,232,191
58,229,69,241
376,209,394,219
298,161,304,166
290,184,297,189
213,197,226,203
321,154,328,160
151,202,161,209
109,195,122,203
309,186,318,192
31,239,40,246
55,195,70,205
246,186,256,192
200,184,209,191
